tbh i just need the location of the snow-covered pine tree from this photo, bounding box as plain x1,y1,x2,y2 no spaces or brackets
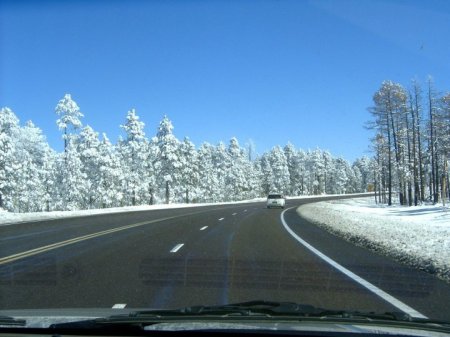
333,157,349,194
119,109,148,206
155,116,181,204
77,125,102,208
178,137,199,203
0,107,21,211
225,137,252,200
58,138,87,210
284,142,299,196
98,134,123,208
55,94,84,151
307,149,326,195
197,143,220,202
14,121,56,212
259,153,274,195
212,142,229,201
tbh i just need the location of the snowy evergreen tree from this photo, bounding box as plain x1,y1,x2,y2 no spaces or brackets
97,134,123,208
0,107,21,211
322,151,334,194
76,125,102,208
14,121,56,212
268,146,290,194
212,142,229,201
178,137,199,203
155,116,181,203
198,143,220,202
353,156,373,192
259,154,274,195
119,109,148,206
55,94,84,151
333,157,349,194
225,137,253,200
307,149,326,194
57,138,87,210
284,143,299,195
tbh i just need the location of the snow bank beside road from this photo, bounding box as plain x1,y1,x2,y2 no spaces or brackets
0,198,266,226
0,193,371,226
297,198,450,282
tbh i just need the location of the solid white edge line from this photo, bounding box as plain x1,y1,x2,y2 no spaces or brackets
112,304,126,309
170,243,185,253
280,207,428,319
200,226,208,231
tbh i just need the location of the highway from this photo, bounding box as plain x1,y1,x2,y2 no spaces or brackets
1,195,450,321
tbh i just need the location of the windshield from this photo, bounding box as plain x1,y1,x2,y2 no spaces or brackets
1,0,450,330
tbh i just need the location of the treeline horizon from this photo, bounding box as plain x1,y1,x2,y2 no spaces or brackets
3,76,447,214
0,94,372,213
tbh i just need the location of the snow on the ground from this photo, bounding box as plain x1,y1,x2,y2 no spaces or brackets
0,198,265,226
297,197,450,282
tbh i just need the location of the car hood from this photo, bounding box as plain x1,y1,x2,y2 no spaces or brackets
1,308,450,337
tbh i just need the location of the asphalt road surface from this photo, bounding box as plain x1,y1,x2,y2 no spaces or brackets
1,194,450,321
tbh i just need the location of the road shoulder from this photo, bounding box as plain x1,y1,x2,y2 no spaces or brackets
296,198,450,284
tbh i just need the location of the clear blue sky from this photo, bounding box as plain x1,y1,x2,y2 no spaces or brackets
1,0,449,162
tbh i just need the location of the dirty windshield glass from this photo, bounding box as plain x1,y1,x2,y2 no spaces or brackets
0,0,449,327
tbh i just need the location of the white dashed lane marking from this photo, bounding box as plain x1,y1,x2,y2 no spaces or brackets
232,213,237,216
200,226,208,231
218,218,225,221
112,304,126,309
170,243,184,253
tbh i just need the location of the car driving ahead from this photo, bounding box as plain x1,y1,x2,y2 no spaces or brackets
267,194,285,208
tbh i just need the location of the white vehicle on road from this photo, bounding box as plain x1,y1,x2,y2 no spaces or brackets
266,194,285,208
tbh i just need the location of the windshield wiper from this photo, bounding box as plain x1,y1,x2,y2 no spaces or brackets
125,300,417,322
127,300,324,318
49,301,450,329
0,315,26,327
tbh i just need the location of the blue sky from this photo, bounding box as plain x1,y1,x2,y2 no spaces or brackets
1,0,449,162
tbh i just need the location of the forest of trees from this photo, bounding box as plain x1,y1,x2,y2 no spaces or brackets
2,77,449,213
0,94,373,213
369,78,450,206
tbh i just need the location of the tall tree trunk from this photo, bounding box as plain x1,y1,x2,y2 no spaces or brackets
149,185,154,205
418,126,425,202
442,158,447,206
405,107,413,206
410,95,419,206
387,128,392,206
165,181,170,204
64,127,67,152
435,149,440,203
429,172,433,200
428,80,438,203
413,82,425,202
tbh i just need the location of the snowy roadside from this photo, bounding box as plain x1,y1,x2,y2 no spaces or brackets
297,198,450,283
0,198,264,226
0,193,371,226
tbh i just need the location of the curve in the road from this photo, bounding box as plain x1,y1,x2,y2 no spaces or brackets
280,206,427,319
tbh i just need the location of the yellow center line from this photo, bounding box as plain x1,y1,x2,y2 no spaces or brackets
0,215,181,266
0,204,259,266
